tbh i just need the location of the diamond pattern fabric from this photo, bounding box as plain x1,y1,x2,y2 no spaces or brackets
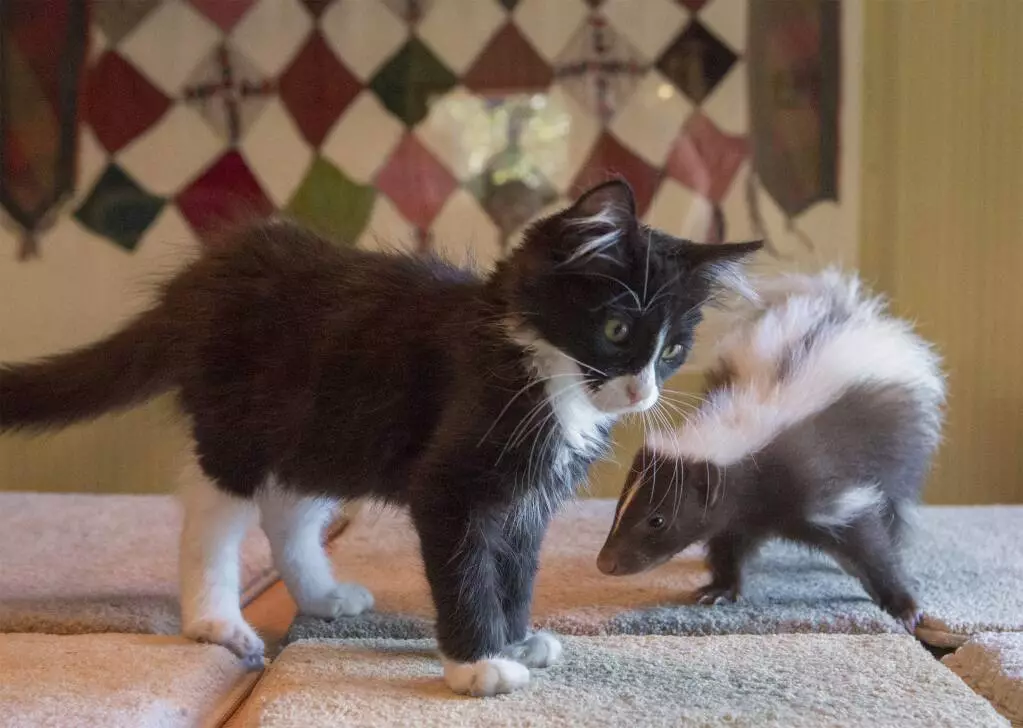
188,0,256,31
657,17,738,104
176,151,273,244
370,37,458,127
287,157,376,243
85,51,171,154
279,32,362,147
182,44,275,144
1,0,843,270
74,165,165,251
375,134,458,231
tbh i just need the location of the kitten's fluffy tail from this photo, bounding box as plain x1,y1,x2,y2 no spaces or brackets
0,308,178,432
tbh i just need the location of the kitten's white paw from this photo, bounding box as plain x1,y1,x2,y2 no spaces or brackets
300,582,375,619
501,631,563,668
443,657,530,697
183,616,265,670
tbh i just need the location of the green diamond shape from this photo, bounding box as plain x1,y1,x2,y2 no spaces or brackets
74,164,164,251
286,157,376,244
370,37,458,127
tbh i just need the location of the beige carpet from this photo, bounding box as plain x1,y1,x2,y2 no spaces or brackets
944,632,1023,726
288,501,1023,646
239,634,1005,727
0,633,254,728
0,492,276,635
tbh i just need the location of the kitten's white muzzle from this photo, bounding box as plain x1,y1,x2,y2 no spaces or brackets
593,370,658,414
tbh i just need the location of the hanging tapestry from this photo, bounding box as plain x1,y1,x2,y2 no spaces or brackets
0,0,88,259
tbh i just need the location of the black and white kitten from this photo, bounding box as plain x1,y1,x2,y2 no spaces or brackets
0,180,760,696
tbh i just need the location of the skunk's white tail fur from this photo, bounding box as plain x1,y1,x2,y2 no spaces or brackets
655,269,945,466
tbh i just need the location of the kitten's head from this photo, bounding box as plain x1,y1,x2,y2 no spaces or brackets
496,179,761,416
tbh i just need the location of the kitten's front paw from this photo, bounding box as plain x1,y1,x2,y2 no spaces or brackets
300,582,375,619
443,657,530,697
501,631,563,669
184,616,265,670
695,583,740,606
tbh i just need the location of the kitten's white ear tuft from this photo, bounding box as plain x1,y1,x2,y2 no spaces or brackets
568,179,637,221
559,180,637,264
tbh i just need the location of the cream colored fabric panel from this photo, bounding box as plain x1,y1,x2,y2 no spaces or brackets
861,0,1023,504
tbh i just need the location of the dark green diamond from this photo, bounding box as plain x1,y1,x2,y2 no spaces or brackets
369,37,458,127
74,164,164,251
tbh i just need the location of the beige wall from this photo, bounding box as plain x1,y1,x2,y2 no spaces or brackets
860,0,1023,504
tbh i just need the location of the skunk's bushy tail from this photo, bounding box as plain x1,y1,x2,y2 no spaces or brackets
0,308,178,432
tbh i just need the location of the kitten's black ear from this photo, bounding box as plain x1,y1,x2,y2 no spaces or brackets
671,239,764,268
565,179,637,223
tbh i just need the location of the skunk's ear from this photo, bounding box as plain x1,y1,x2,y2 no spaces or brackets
566,179,637,221
685,460,724,510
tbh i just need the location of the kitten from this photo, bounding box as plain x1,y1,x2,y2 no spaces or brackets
0,180,760,696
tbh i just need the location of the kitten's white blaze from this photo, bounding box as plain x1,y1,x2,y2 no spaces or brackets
593,328,665,414
809,484,884,530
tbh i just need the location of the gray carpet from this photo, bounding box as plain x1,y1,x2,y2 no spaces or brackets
244,634,1007,727
286,501,1023,647
904,506,1023,647
0,492,277,635
944,632,1023,726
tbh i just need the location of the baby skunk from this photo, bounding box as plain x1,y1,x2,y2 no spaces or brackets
596,269,945,631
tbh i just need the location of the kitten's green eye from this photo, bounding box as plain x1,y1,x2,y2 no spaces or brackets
604,317,630,343
648,515,665,529
661,343,684,361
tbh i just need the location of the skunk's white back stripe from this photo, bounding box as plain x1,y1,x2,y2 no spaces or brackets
665,271,944,466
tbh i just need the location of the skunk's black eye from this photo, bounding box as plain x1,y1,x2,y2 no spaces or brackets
647,515,665,529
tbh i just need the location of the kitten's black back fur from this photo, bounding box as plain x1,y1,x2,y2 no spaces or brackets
1,180,760,663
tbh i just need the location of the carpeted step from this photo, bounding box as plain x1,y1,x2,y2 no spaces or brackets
286,501,1023,648
0,633,255,728
0,492,276,635
238,634,1006,727
944,632,1023,726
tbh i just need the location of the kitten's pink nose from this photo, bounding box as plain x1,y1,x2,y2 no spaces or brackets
626,382,642,404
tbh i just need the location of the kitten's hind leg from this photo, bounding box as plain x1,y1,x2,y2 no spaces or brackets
178,460,265,668
257,483,373,619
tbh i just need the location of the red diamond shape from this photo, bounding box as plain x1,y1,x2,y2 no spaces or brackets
665,112,748,203
176,151,274,245
375,134,458,230
279,32,362,147
85,51,171,154
571,132,660,217
188,0,256,31
678,0,708,11
464,23,553,93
